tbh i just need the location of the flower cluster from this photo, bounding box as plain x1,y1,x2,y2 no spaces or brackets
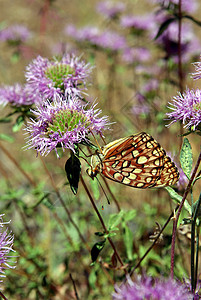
0,215,15,280
0,53,93,108
153,0,198,13
0,24,32,44
0,84,36,107
113,276,193,300
120,14,154,31
167,88,201,130
121,47,151,64
66,25,126,51
25,95,110,157
96,1,125,19
167,55,201,130
25,54,93,100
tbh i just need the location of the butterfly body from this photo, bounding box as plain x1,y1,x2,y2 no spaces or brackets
87,132,179,188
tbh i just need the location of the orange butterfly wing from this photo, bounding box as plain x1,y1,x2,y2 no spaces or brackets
90,132,179,188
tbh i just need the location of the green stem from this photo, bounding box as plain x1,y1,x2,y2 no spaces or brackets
80,174,127,274
195,226,200,292
191,193,201,293
170,151,201,278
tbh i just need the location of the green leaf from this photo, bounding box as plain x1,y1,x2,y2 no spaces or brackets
165,186,192,214
108,210,124,230
154,17,176,40
91,240,106,262
123,209,137,222
180,138,193,179
122,223,133,261
12,115,25,132
95,231,105,237
0,133,14,142
65,153,81,194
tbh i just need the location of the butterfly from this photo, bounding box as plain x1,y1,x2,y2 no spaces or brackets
87,132,179,188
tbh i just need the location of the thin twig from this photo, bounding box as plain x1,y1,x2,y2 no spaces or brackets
80,174,127,273
0,291,8,300
0,142,36,187
70,273,80,300
129,204,179,279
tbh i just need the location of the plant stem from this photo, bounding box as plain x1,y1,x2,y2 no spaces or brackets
0,291,8,300
129,204,179,279
0,142,36,187
191,193,201,292
70,273,80,300
170,151,201,278
195,226,200,292
80,174,127,273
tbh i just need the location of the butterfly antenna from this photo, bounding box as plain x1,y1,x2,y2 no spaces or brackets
96,177,110,206
89,130,103,154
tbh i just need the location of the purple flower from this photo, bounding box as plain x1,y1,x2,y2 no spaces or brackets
65,25,126,51
25,95,110,157
95,31,127,51
120,14,155,31
158,22,194,45
122,47,151,64
0,83,36,107
113,276,193,300
0,24,32,43
142,79,159,93
152,21,198,62
132,93,150,116
166,88,201,130
0,215,15,280
96,1,125,19
65,25,100,43
153,0,198,13
25,54,93,101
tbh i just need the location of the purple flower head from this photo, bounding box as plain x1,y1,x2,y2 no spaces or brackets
132,93,150,116
158,22,193,45
0,24,32,44
25,54,93,101
0,83,37,107
142,79,159,93
94,30,127,51
0,215,15,280
65,25,101,44
113,275,193,300
154,21,195,59
166,88,201,130
153,0,198,13
120,14,155,31
121,47,151,64
65,25,126,51
25,95,110,157
96,1,125,19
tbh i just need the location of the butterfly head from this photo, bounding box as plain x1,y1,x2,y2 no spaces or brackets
86,153,103,180
86,167,96,180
